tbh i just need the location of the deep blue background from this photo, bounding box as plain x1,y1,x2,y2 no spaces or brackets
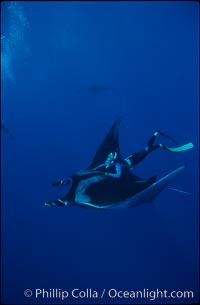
1,1,199,304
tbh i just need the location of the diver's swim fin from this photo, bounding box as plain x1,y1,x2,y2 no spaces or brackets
157,130,178,144
163,142,194,152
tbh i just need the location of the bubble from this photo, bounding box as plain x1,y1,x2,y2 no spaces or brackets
1,1,29,83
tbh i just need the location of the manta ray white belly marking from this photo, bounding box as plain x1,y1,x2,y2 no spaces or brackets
75,175,105,204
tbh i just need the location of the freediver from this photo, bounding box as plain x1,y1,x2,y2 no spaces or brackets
52,130,193,185
90,130,194,179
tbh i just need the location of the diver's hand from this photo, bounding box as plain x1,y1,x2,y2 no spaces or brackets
105,152,118,168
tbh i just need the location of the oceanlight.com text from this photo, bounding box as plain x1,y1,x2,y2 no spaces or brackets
24,288,194,301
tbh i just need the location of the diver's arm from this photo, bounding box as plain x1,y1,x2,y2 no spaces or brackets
92,164,105,170
52,178,71,186
92,152,118,171
106,163,122,179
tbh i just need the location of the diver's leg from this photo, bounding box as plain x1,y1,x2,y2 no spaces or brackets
147,144,162,153
147,130,178,147
124,150,148,168
124,130,184,169
124,145,161,168
124,131,162,168
147,131,160,147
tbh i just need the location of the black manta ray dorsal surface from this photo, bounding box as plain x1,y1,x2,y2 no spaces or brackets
87,117,123,170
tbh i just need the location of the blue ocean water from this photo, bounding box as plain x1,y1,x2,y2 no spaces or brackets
1,1,199,304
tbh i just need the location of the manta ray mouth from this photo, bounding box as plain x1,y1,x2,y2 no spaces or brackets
78,201,114,209
45,199,68,206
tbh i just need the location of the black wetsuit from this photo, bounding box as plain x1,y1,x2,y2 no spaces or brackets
52,131,180,185
124,133,161,168
102,162,131,178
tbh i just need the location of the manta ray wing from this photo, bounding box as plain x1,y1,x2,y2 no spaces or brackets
99,166,185,210
87,117,123,169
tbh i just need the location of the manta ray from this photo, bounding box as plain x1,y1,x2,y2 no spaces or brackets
45,118,185,210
